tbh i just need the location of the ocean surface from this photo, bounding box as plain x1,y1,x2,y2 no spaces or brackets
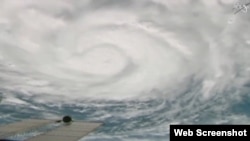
0,0,250,141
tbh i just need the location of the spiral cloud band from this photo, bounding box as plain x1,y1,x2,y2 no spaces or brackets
0,0,207,100
1,0,250,101
0,0,250,118
1,0,250,140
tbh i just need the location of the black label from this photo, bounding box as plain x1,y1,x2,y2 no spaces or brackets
170,125,250,141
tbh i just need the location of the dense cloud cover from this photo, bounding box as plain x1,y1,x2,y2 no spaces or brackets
0,0,250,140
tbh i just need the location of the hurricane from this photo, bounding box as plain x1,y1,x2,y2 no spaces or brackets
0,0,250,141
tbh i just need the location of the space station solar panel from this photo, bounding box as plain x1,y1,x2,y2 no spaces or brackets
0,119,54,139
26,122,102,141
0,119,103,141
